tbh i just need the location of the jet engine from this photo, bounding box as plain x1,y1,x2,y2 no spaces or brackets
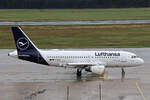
85,65,105,74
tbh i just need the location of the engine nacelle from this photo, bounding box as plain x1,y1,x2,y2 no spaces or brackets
85,65,105,74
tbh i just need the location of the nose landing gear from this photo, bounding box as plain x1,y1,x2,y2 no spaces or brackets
77,68,82,77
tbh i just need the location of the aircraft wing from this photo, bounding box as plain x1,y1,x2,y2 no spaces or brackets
67,62,106,68
67,63,95,66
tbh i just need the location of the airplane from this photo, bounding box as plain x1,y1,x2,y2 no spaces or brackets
8,27,144,77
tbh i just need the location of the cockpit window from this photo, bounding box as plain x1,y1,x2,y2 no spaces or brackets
131,56,138,58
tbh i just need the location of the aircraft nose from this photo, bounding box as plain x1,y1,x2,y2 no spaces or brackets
139,58,144,65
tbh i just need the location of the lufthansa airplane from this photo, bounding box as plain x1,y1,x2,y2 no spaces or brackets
8,27,144,76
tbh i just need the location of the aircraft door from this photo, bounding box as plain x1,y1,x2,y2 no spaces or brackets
120,56,127,63
88,55,93,63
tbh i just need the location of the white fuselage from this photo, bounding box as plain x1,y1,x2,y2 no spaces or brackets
39,50,144,68
9,27,145,75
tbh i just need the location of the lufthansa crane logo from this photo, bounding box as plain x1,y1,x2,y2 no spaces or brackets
17,37,29,50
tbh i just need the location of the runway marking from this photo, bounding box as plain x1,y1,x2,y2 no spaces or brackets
136,82,146,100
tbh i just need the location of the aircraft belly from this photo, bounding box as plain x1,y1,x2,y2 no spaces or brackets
105,59,129,67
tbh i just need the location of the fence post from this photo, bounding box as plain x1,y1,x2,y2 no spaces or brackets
99,83,102,100
67,86,69,100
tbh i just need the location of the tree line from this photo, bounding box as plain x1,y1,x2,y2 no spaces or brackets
0,0,150,9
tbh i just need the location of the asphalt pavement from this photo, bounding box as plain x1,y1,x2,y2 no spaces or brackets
0,48,149,100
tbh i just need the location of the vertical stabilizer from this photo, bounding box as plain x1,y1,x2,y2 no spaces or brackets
11,27,48,65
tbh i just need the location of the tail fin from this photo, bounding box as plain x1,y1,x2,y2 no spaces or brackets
11,27,48,65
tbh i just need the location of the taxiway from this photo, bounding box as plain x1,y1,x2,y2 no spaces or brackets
0,48,149,100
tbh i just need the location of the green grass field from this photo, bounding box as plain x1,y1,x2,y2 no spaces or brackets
0,8,150,21
1,24,150,49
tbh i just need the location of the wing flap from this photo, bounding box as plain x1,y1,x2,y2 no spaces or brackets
67,62,105,66
67,63,95,66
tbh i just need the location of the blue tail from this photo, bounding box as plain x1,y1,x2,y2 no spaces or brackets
11,27,48,65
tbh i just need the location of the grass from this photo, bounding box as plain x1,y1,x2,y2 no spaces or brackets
0,8,150,21
1,24,150,49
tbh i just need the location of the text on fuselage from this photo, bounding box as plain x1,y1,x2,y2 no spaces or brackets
95,52,120,56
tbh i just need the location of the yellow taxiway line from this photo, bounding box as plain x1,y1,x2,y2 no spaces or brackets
136,82,146,100
98,76,113,79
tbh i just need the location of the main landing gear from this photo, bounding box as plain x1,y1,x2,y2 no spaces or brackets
121,68,125,79
77,68,82,77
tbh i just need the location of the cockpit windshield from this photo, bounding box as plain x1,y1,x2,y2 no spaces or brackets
131,55,138,58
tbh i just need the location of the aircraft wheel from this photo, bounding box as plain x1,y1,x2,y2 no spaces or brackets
77,69,82,76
